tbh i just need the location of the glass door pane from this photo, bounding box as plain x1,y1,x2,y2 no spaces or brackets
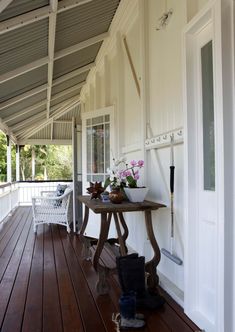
201,40,215,191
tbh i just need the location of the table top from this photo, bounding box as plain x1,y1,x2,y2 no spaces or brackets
78,195,166,214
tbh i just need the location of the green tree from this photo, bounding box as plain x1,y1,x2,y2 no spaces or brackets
0,132,7,182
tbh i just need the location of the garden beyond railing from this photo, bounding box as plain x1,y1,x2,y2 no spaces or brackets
0,180,72,224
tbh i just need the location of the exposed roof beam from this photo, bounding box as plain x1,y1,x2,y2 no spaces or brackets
18,98,80,140
46,0,58,119
51,82,85,102
58,0,93,13
19,138,72,145
51,121,53,140
52,62,94,86
0,32,105,83
0,0,14,14
54,120,72,124
0,6,50,35
3,101,46,123
0,0,93,35
0,57,49,84
0,118,17,143
12,111,46,131
0,84,47,111
54,32,108,60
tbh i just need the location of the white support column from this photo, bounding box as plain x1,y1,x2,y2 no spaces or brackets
31,146,35,180
16,145,20,181
72,117,78,232
6,135,12,183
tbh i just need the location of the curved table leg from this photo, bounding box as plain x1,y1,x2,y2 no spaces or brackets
79,206,92,260
94,212,112,294
144,210,161,290
118,212,129,242
113,213,127,256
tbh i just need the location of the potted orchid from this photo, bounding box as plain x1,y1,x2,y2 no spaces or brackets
104,157,148,203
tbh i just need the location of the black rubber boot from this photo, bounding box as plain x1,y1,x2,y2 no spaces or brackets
116,254,165,310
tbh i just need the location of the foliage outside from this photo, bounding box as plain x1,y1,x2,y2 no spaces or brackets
0,131,72,182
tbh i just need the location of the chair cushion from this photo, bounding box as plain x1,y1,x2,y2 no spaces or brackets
56,184,67,197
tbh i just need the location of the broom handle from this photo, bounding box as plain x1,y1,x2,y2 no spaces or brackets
170,135,175,241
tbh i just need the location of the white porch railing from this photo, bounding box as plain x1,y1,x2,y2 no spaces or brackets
0,181,72,223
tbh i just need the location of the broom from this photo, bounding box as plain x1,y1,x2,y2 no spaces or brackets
161,135,183,265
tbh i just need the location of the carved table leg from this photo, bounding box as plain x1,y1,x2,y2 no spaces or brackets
79,206,92,260
144,210,161,290
113,212,127,256
118,212,129,242
94,212,112,294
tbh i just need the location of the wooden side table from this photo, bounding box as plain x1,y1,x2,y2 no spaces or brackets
78,195,165,294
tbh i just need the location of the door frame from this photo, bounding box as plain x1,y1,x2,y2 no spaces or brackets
183,1,224,331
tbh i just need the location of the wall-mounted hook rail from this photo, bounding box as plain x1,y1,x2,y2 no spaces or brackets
145,127,184,150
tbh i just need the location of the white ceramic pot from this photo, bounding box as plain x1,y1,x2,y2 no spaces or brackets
124,187,149,203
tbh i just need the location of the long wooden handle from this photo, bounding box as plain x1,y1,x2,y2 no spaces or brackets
122,36,141,97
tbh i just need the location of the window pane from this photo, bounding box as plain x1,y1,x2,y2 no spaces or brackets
92,124,104,174
92,116,103,125
105,123,110,173
105,115,110,122
201,40,215,191
93,174,104,182
86,127,92,173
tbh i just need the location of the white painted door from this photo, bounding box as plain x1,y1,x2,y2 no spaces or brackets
81,106,116,238
196,22,217,327
184,4,224,332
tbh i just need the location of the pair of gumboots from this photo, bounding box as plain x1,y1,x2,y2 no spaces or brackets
113,253,165,330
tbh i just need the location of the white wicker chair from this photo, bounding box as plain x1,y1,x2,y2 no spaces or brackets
32,187,73,233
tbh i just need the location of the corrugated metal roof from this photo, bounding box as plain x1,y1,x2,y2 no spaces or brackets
0,91,47,118
0,65,48,103
55,0,120,51
51,71,88,96
7,105,46,127
0,19,48,75
58,105,80,121
50,88,81,107
0,0,49,22
28,123,51,140
53,122,72,140
0,0,121,143
53,42,101,79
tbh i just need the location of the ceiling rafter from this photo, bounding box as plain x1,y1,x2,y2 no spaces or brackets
52,62,94,86
51,81,85,102
18,97,80,140
0,84,48,111
12,111,46,132
54,32,108,60
0,33,107,83
3,101,46,123
0,0,14,14
46,0,58,119
0,57,49,84
0,117,17,143
0,0,94,35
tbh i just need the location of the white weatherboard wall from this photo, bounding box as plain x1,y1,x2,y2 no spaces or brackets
79,0,216,316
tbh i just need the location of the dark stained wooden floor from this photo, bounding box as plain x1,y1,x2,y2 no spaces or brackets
0,207,201,332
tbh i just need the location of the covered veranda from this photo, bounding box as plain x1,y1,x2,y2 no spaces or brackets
0,206,199,332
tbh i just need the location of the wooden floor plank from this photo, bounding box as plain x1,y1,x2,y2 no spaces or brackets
59,227,106,332
1,213,35,332
43,225,63,332
0,208,31,329
0,207,202,332
51,225,84,332
70,234,121,332
0,207,28,257
22,225,44,332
